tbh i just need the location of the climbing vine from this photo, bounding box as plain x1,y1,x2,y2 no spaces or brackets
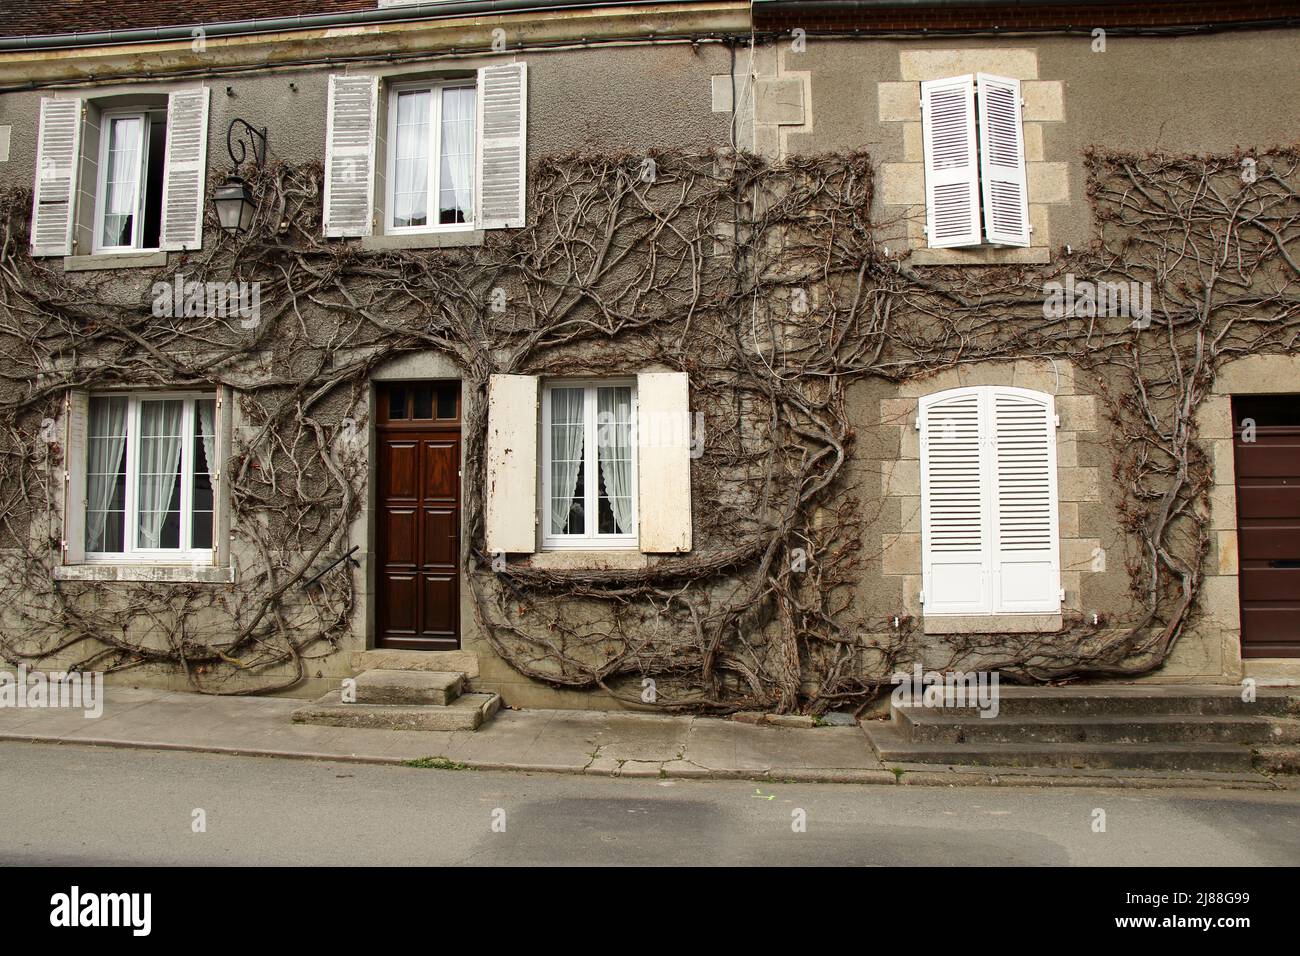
0,144,1295,711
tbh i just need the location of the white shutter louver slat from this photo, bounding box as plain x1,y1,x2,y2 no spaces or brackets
324,74,379,238
976,73,1031,247
159,87,211,251
990,390,1060,613
31,98,82,257
476,62,527,229
920,75,981,249
920,390,990,614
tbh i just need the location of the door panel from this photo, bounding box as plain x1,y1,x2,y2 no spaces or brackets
1233,396,1300,658
376,384,462,649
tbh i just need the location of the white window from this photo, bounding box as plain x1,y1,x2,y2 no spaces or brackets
541,380,638,550
385,81,477,233
93,110,167,253
920,73,1030,249
919,386,1060,616
85,393,217,560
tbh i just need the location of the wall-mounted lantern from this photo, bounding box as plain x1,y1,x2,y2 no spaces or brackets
213,118,267,236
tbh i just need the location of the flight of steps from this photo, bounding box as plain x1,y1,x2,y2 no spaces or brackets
292,666,501,732
862,685,1300,774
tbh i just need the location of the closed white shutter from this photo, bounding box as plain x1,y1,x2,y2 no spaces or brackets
30,98,82,257
976,73,1031,247
920,389,989,614
636,371,692,553
485,374,538,554
324,74,379,238
920,75,981,249
476,62,528,229
159,87,211,251
990,389,1060,612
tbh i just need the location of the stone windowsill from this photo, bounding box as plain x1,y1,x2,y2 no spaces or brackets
527,550,648,571
909,246,1051,267
923,613,1063,635
54,564,234,584
63,251,169,272
360,230,485,252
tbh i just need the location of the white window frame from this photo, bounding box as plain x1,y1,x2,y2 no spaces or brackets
92,108,163,255
384,78,477,236
85,391,217,564
541,378,639,551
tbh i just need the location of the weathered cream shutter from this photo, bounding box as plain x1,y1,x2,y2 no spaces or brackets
485,374,538,554
324,74,379,238
919,388,990,614
636,372,692,553
30,98,82,257
989,388,1060,612
62,390,89,565
476,62,528,229
976,74,1031,247
159,87,211,251
920,75,981,249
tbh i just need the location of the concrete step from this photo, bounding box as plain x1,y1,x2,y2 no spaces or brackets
896,711,1300,745
891,684,1299,719
351,649,479,678
292,690,501,732
863,723,1257,773
1252,746,1300,775
355,669,463,706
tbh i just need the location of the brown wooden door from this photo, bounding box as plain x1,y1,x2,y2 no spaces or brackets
1233,395,1300,658
376,382,462,650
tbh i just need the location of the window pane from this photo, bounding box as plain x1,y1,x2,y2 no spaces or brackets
596,387,634,535
393,90,431,228
136,400,184,550
191,399,215,551
102,116,143,248
549,387,585,535
412,384,433,419
438,86,476,225
86,397,128,553
388,386,408,420
435,383,458,419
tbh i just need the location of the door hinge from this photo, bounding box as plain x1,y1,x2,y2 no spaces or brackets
918,589,925,604
1059,587,1065,602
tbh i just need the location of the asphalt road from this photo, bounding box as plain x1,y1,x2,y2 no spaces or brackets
2,741,1298,866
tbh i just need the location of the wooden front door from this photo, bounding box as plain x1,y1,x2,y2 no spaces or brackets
376,382,462,649
1233,395,1300,658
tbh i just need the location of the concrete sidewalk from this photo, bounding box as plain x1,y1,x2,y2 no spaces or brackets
0,686,1290,789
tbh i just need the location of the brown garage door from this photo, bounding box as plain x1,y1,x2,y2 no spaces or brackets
1233,395,1300,658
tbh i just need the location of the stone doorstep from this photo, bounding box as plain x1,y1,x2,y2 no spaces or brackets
292,690,501,732
895,711,1300,746
355,669,464,706
891,684,1300,718
350,649,480,678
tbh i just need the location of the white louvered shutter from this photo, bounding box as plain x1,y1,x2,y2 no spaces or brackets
476,62,528,229
976,74,1030,247
30,98,82,257
159,88,211,251
920,75,981,249
990,389,1060,612
920,389,990,614
324,74,379,238
637,371,693,553
484,374,538,554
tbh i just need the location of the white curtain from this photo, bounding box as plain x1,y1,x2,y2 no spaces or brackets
197,399,216,484
102,116,142,247
136,400,184,549
549,388,585,535
597,387,634,534
440,87,475,222
86,397,127,552
393,91,431,227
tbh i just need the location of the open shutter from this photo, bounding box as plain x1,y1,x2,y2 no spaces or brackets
920,75,981,249
636,372,692,553
159,87,211,251
485,374,538,554
976,74,1030,247
30,98,81,257
476,62,527,229
920,389,990,614
62,390,89,565
989,388,1060,612
324,74,379,238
